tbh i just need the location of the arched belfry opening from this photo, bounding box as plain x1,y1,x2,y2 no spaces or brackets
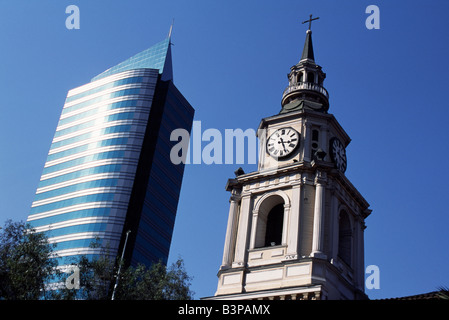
264,203,284,247
254,194,286,248
338,210,352,267
307,71,315,84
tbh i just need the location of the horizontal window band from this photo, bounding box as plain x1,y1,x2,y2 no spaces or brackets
54,111,136,139
67,68,158,98
33,178,119,202
42,150,126,175
42,223,108,239
62,88,142,115
47,137,130,162
32,186,132,208
58,99,140,127
27,202,129,222
50,125,132,150
43,144,141,169
38,164,123,189
27,208,113,228
51,237,103,252
30,193,116,215
65,77,144,104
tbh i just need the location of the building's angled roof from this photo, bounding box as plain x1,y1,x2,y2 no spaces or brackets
91,37,173,82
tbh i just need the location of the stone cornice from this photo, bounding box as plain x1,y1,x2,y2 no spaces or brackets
226,161,371,216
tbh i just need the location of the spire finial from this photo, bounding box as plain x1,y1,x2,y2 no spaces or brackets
302,14,320,31
168,18,174,39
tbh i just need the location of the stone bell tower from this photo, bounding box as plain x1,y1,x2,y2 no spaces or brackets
206,16,372,300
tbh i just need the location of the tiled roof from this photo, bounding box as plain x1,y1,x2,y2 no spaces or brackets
382,291,444,300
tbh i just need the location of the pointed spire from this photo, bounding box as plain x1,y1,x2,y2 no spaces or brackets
300,29,315,62
168,18,174,40
300,14,319,62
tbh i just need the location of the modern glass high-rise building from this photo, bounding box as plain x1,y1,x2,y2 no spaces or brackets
26,36,194,269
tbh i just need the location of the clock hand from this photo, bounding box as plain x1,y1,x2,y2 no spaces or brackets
279,138,287,152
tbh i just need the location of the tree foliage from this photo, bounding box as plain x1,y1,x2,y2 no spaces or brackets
0,219,58,300
0,219,194,300
113,258,194,300
61,245,194,300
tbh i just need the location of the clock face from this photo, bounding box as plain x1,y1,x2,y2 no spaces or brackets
329,137,347,173
267,127,300,158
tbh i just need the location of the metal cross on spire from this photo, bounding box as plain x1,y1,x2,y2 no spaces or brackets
302,14,320,31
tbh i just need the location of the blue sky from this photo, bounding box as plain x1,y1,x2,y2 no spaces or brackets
0,0,448,300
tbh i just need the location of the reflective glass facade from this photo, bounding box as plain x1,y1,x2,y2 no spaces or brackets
27,37,194,269
128,81,194,266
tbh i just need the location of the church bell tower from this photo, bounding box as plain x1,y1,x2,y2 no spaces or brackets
208,16,372,300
